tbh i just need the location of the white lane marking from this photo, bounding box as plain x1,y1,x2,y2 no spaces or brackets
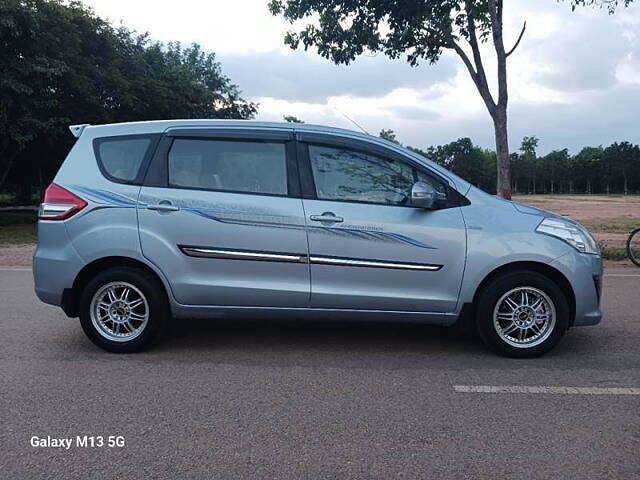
454,385,640,395
0,267,31,272
605,274,640,277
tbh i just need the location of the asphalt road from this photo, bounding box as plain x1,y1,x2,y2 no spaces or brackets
2,268,639,479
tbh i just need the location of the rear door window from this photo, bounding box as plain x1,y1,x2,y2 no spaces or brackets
167,139,288,196
95,136,154,183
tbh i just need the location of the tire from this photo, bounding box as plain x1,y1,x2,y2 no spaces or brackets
627,228,640,267
475,270,569,358
79,267,169,353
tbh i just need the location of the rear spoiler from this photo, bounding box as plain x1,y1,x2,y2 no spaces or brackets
69,124,91,138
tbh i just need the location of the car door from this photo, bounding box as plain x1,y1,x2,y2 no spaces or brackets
297,133,467,313
138,128,310,307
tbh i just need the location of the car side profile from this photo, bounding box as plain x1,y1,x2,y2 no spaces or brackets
33,120,603,357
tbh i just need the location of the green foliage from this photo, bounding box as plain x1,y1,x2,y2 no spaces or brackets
283,115,305,123
379,129,399,144
384,130,639,195
0,0,257,200
520,136,539,159
511,137,640,195
268,0,492,67
566,0,634,13
421,138,496,193
597,241,628,261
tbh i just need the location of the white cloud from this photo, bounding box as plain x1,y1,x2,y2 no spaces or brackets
80,0,640,154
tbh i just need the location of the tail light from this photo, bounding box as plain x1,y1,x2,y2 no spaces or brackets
39,183,87,220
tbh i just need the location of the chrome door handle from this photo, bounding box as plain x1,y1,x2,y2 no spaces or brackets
310,212,344,223
147,201,179,212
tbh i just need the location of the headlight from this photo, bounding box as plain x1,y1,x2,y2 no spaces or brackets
536,217,599,254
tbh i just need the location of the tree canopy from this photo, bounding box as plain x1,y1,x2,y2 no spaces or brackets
568,0,634,12
0,0,257,198
379,130,640,196
283,115,305,123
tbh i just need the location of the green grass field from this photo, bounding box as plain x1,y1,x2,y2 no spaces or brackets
0,211,37,244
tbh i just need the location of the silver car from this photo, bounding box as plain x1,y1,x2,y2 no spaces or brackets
33,120,603,357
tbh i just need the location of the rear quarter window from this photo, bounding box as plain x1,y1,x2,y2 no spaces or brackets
94,135,157,183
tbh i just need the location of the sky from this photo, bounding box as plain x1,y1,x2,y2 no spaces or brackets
80,0,640,155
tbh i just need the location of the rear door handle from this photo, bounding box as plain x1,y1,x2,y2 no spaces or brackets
147,201,179,212
310,212,344,223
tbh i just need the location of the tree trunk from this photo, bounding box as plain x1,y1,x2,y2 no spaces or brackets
451,0,515,200
493,107,511,199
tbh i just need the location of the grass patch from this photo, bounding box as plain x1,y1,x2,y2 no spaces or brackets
0,211,37,244
597,241,628,261
0,224,36,244
0,193,16,205
583,218,640,234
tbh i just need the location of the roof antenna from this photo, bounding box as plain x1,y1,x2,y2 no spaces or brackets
332,107,370,135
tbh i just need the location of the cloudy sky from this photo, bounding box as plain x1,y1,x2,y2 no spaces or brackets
81,0,640,154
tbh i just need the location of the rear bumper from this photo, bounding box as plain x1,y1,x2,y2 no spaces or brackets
33,221,85,308
551,251,603,326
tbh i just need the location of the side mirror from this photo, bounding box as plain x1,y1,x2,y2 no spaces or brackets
410,181,436,209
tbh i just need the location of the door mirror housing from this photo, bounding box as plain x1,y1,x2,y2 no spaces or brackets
410,181,436,209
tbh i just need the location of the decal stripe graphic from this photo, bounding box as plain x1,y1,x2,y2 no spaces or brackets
73,187,436,250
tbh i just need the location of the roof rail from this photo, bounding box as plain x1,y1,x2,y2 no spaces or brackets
69,124,91,138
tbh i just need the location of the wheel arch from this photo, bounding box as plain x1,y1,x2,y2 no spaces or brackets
61,256,171,318
471,261,576,326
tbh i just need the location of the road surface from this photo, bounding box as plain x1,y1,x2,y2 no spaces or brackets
1,268,639,479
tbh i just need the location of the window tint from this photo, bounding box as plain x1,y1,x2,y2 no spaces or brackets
96,137,151,182
308,145,446,206
168,139,288,195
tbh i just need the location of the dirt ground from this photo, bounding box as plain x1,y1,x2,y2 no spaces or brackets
513,195,640,268
0,244,35,267
1,195,639,268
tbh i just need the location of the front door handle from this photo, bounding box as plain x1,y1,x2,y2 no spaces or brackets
310,212,344,223
147,201,179,212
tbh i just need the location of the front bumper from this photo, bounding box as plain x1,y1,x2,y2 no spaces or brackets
551,251,603,326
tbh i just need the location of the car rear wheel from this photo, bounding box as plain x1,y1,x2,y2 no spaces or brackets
79,267,168,353
476,271,569,358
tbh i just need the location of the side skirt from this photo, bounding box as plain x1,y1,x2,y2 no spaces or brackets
169,303,458,326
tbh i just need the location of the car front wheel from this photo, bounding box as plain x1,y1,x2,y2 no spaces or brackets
476,270,569,358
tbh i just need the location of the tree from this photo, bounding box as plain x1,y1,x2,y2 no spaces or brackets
269,0,530,199
269,0,636,200
540,149,569,194
518,136,538,194
568,0,633,12
283,115,305,123
0,0,257,198
572,147,602,194
423,138,496,193
379,129,400,144
603,142,640,194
